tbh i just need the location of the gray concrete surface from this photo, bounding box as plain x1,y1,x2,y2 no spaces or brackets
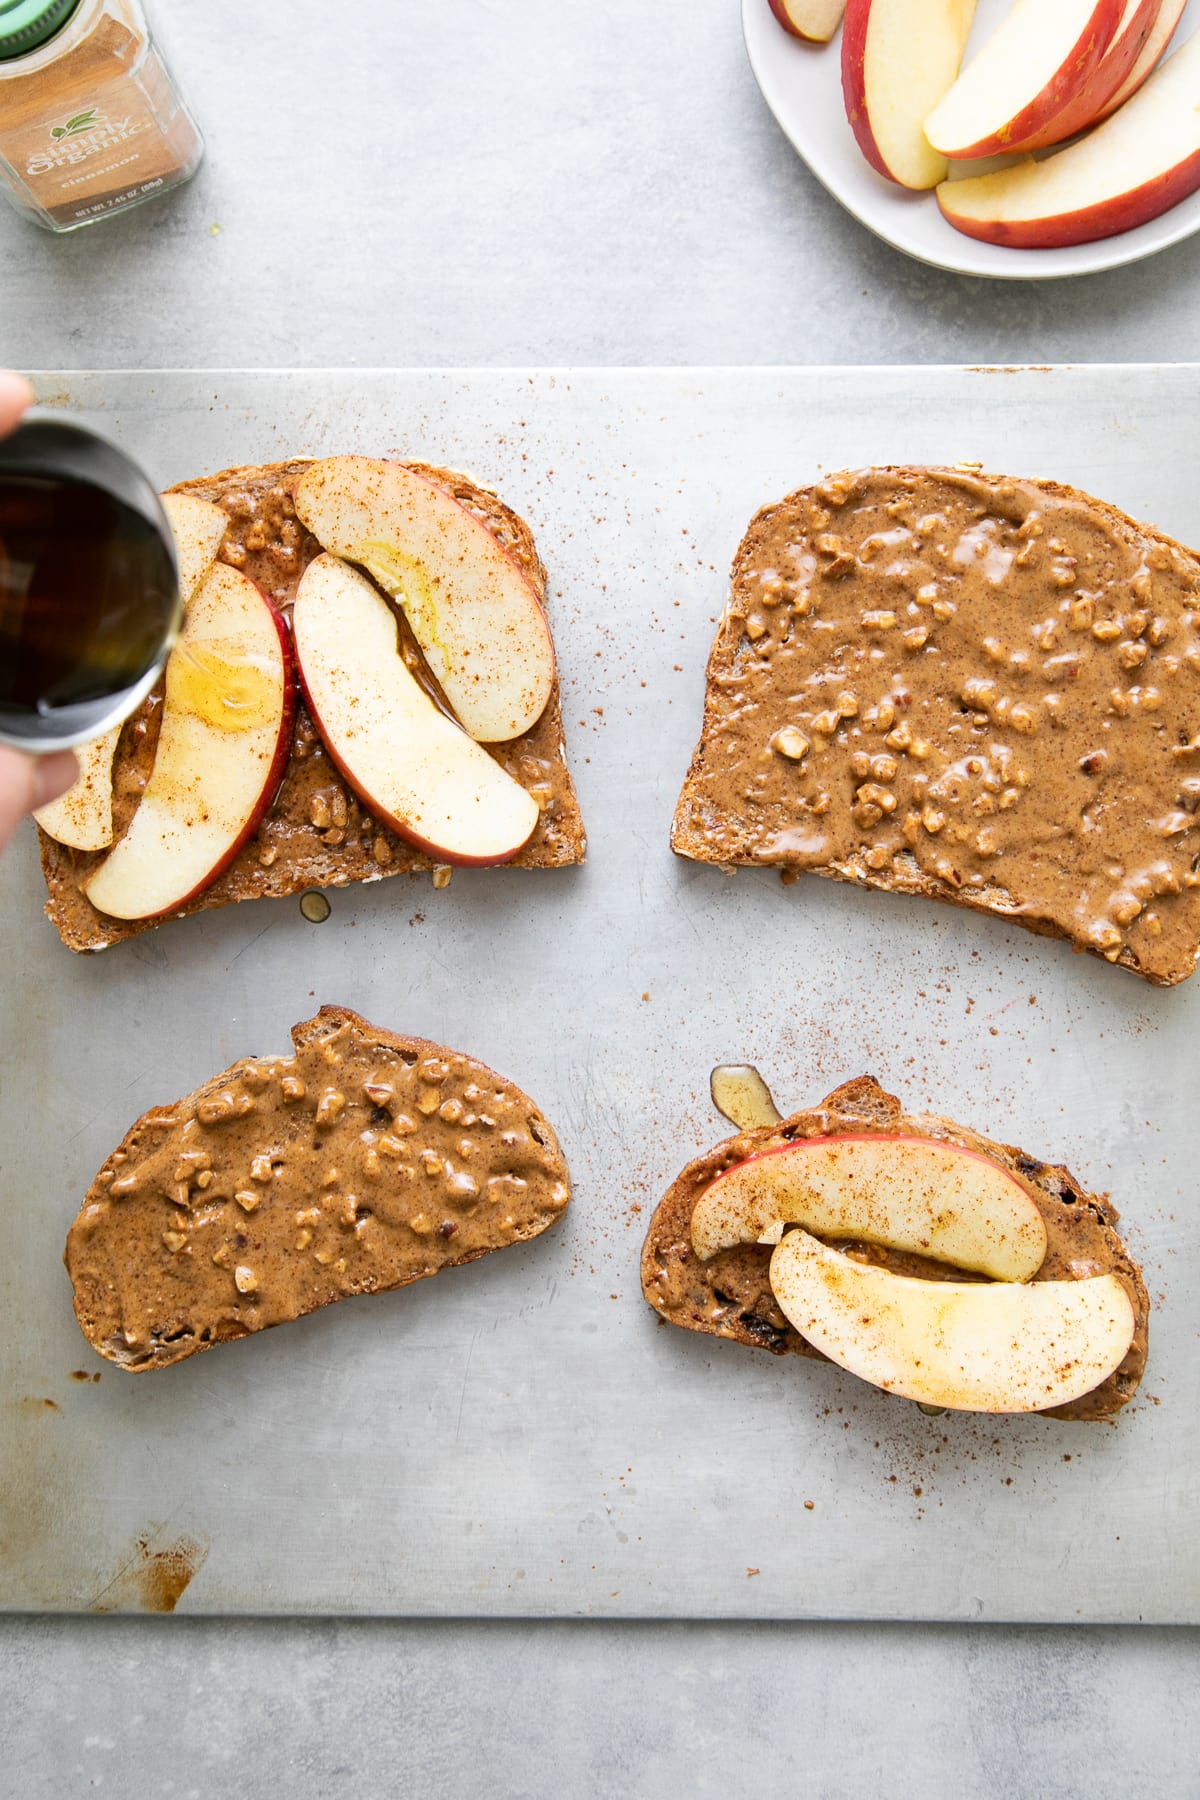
2,1,1199,1794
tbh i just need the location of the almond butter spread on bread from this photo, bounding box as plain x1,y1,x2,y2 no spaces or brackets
641,1076,1148,1423
40,460,585,953
66,1007,570,1370
672,467,1200,985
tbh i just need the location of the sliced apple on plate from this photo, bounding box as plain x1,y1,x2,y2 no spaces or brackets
842,0,976,190
294,456,554,744
691,1133,1048,1280
768,1227,1137,1413
1094,0,1186,119
292,552,539,866
84,563,293,920
770,0,846,42
1016,0,1162,150
937,24,1200,248
35,492,230,853
924,0,1121,159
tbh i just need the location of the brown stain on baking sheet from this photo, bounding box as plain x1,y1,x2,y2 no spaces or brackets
90,1533,209,1613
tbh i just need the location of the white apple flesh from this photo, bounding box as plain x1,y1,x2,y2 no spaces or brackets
1095,0,1186,118
924,0,1121,158
769,0,846,42
159,493,229,607
769,1227,1137,1413
292,553,540,866
84,564,293,920
691,1133,1048,1280
35,491,230,853
32,726,121,850
294,457,555,744
937,25,1200,248
842,0,976,190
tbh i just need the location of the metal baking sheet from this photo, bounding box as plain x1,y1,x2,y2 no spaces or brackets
2,366,1197,1622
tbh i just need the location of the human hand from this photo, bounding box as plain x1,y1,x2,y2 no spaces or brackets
0,372,78,852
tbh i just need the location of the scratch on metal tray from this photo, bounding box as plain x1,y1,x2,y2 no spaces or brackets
227,920,278,969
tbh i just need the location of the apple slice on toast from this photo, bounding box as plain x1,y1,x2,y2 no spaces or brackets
84,564,293,920
36,492,228,853
294,456,555,744
690,1133,1047,1279
769,1227,1136,1413
641,1074,1149,1422
292,553,539,866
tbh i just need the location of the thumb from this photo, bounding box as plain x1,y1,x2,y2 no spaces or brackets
0,746,79,852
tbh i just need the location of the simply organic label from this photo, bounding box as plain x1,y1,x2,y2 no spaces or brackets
26,106,151,176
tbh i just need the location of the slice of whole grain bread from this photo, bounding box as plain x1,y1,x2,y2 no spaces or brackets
672,466,1200,985
66,1005,570,1370
641,1074,1148,1422
40,460,585,952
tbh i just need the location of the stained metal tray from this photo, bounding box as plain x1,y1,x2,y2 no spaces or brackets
1,367,1196,1620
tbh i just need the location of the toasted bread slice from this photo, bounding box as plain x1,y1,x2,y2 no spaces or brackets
66,1006,570,1370
40,460,585,952
641,1075,1148,1422
672,466,1200,985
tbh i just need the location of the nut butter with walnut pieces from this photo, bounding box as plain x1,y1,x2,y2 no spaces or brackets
672,467,1200,985
65,1007,570,1370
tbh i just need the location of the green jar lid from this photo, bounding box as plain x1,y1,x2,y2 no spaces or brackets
0,0,79,61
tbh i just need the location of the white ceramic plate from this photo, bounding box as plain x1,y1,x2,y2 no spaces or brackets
742,0,1200,280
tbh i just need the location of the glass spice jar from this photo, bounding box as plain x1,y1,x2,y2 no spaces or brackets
0,0,202,231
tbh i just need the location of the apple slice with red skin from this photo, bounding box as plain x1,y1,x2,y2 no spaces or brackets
35,492,230,853
924,0,1121,159
768,1227,1136,1413
293,456,554,744
1017,0,1162,150
937,25,1200,249
769,0,846,42
1094,0,1186,118
292,553,539,867
84,564,293,920
842,0,976,190
691,1133,1048,1280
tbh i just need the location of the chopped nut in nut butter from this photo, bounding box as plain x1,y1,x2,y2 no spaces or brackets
65,1008,571,1371
672,467,1200,984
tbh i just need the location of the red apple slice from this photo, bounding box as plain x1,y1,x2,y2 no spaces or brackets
1094,0,1186,118
294,457,554,744
36,491,230,853
691,1134,1048,1280
842,0,977,190
292,553,539,866
768,1227,1136,1413
937,25,1200,248
770,0,846,42
925,0,1121,158
84,564,293,920
1019,0,1162,149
